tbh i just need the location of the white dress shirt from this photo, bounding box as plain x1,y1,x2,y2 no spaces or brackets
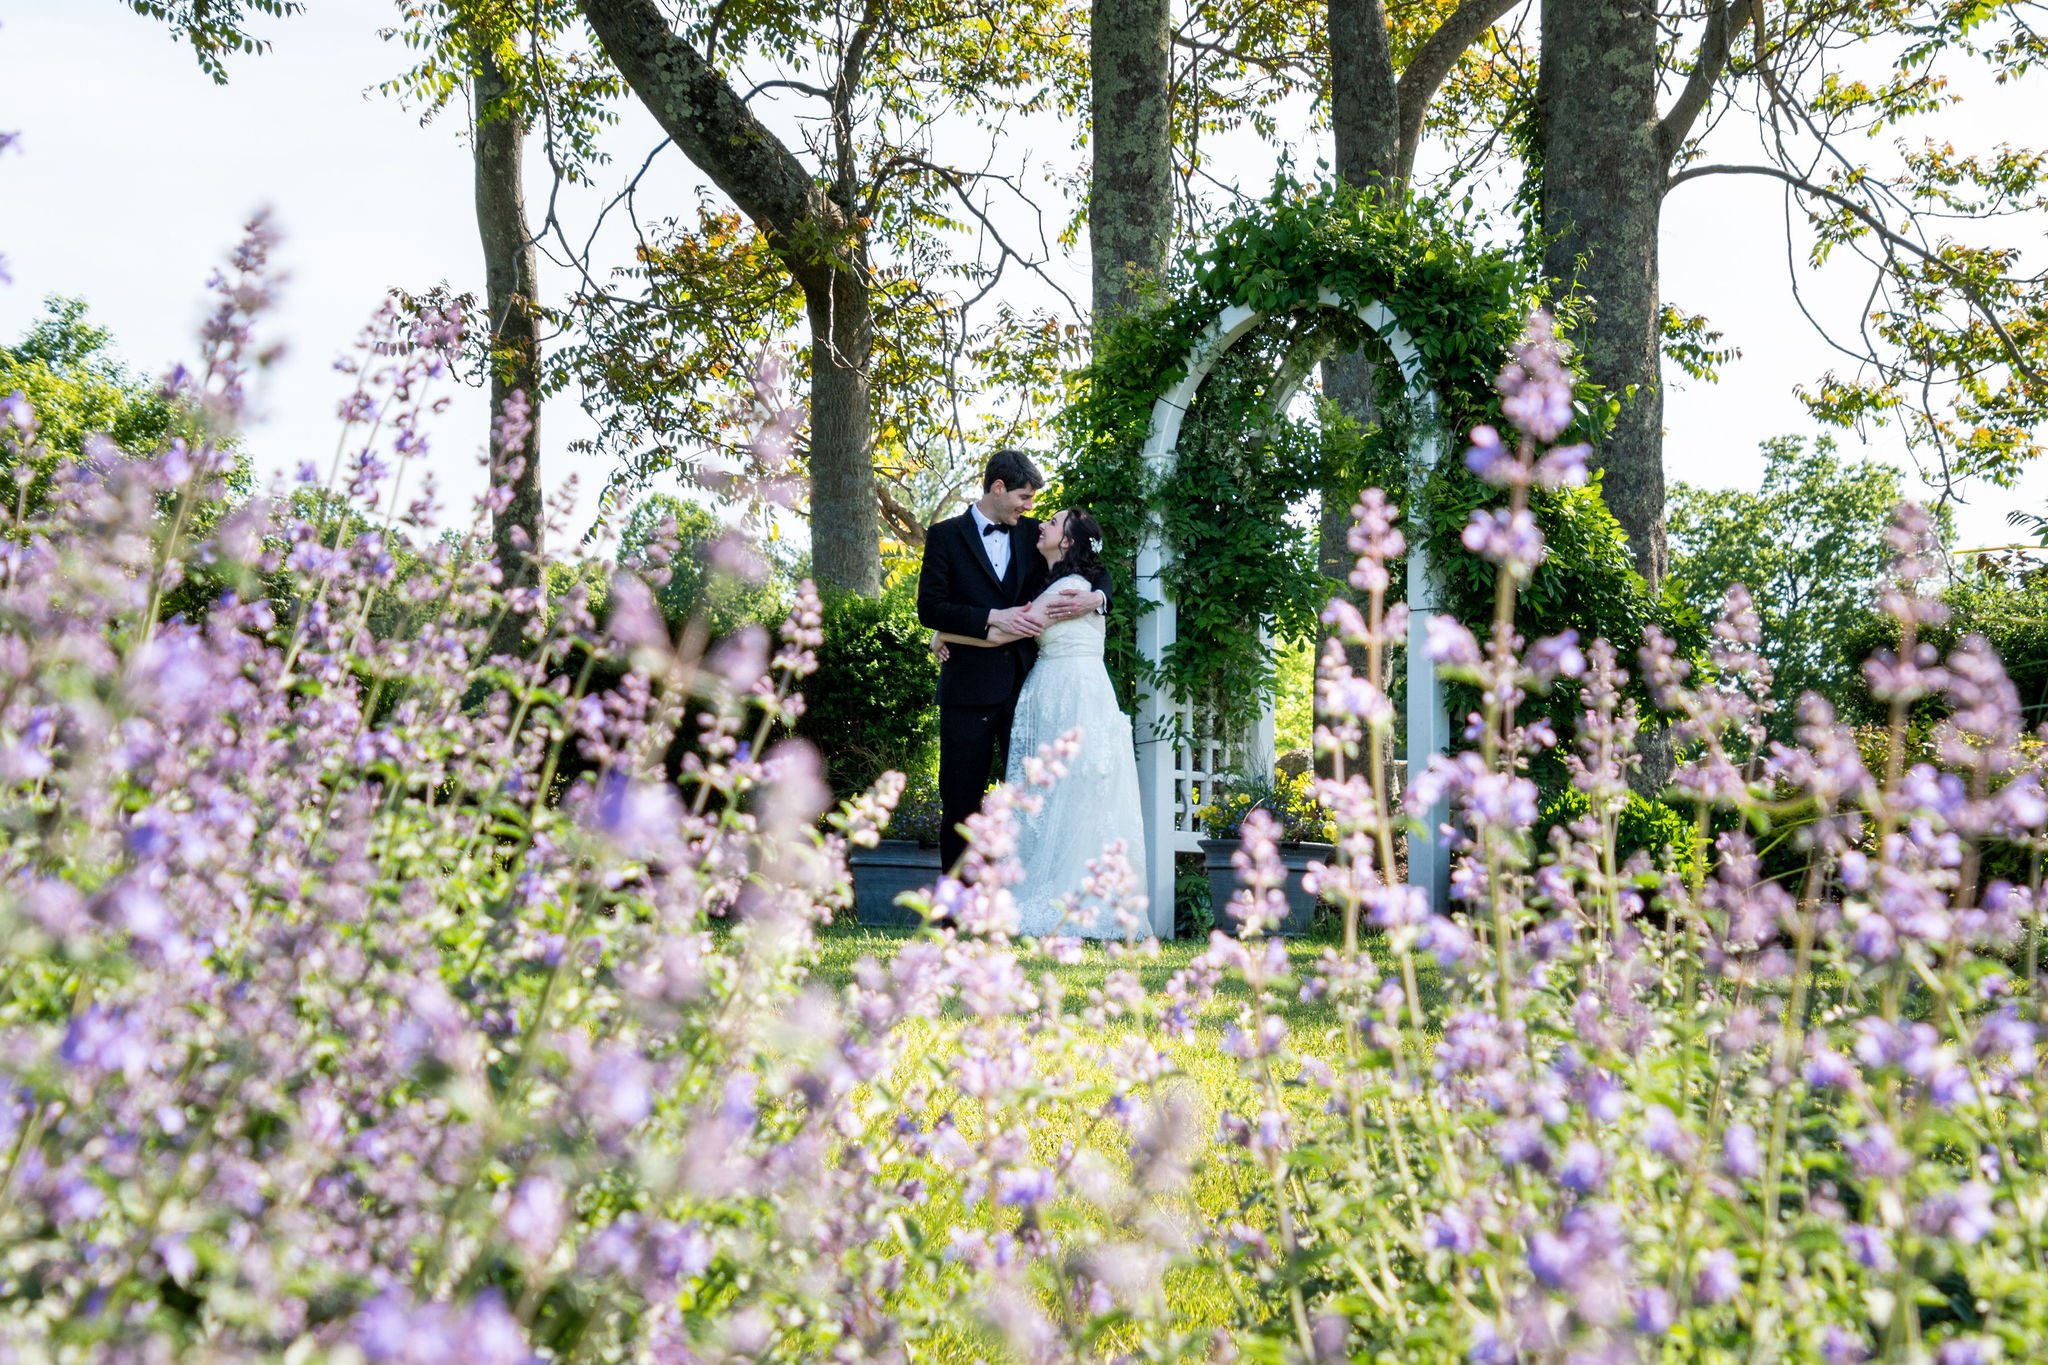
968,503,1011,581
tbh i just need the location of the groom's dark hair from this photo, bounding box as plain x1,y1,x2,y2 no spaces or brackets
982,448,1045,493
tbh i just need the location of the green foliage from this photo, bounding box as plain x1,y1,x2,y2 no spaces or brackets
1173,855,1212,938
1153,335,1331,733
541,0,1092,548
1742,3,2048,493
618,494,789,636
887,773,945,846
0,298,178,518
792,579,938,803
1659,304,1739,384
1670,436,1914,734
1060,181,1527,708
1198,768,1330,844
1539,786,1698,883
118,0,303,83
1272,633,1315,757
1059,180,1674,750
377,0,622,186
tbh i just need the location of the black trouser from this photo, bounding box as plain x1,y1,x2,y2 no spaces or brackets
938,700,1015,874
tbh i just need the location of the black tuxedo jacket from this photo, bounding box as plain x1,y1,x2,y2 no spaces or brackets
916,512,1109,708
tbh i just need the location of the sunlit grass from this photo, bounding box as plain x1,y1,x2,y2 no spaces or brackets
798,919,1447,1352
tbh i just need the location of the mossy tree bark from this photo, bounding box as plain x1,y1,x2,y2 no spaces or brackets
1540,0,1735,794
1321,0,1399,630
472,41,545,654
1090,0,1173,324
1321,0,1520,573
1538,0,1736,589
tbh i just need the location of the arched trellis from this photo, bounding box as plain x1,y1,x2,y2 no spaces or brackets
1133,287,1452,936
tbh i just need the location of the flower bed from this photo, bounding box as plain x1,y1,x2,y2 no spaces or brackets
1,243,2042,1362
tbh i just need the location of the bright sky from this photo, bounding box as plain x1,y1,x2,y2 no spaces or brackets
1,0,2042,552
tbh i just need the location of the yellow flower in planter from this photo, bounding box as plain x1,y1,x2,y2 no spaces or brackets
1198,770,1330,844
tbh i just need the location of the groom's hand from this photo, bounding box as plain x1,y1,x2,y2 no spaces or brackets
988,606,1043,637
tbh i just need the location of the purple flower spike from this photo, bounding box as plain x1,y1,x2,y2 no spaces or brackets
996,1166,1056,1210
1631,1285,1675,1335
1461,507,1546,573
1821,1326,1872,1363
1557,1139,1608,1194
1464,424,1517,486
1917,1183,1996,1245
1693,1248,1740,1306
1496,311,1578,443
1721,1122,1761,1180
1534,442,1590,490
1426,1205,1481,1255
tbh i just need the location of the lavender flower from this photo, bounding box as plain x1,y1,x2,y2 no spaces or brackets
1693,1249,1740,1306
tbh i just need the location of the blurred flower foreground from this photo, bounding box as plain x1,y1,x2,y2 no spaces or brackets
2,228,2046,1365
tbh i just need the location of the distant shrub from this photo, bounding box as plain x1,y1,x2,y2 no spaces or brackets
1540,786,1699,882
792,577,938,802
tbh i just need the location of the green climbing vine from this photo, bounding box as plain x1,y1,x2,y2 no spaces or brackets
1054,177,1689,749
1153,329,1328,737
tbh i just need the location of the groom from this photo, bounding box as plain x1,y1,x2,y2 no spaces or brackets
917,449,1109,874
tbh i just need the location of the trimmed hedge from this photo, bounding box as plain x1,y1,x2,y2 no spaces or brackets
792,579,939,803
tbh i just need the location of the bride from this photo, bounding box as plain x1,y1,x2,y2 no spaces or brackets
934,506,1148,939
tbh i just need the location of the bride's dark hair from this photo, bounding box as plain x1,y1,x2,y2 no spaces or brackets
1048,505,1106,583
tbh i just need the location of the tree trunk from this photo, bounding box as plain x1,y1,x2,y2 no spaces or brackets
1328,0,1399,187
1090,0,1173,322
473,43,544,644
1320,0,1400,754
805,261,880,596
1538,0,1667,587
1321,0,1398,583
578,0,883,596
1323,0,1399,535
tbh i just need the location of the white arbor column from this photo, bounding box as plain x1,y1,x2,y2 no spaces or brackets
1404,444,1453,912
1133,525,1179,940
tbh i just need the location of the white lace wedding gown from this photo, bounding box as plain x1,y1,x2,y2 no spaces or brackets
1004,575,1149,938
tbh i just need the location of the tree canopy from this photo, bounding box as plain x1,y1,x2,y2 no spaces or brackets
1669,434,1925,732
0,297,179,518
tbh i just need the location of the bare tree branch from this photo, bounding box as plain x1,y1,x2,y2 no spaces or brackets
580,0,847,296
875,481,928,549
1395,0,1522,179
741,76,835,103
1668,160,2046,388
1657,0,1740,167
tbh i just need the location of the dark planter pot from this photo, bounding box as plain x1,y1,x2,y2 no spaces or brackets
1199,836,1332,937
850,839,942,929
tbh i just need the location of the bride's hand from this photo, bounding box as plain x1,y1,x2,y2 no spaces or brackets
1040,588,1090,623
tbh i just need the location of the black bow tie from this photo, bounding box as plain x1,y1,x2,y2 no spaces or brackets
982,521,1005,537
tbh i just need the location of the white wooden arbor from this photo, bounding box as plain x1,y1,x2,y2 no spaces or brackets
1133,288,1454,936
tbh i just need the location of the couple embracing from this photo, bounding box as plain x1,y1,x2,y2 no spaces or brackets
915,450,1148,939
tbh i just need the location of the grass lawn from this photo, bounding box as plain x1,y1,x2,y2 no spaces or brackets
807,919,1446,1036
794,920,1449,1352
